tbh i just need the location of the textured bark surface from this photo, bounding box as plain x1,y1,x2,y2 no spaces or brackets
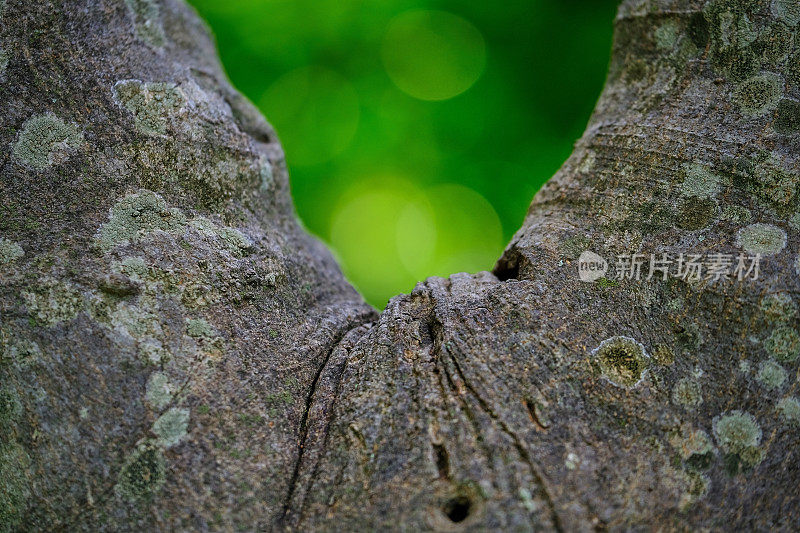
1,0,799,531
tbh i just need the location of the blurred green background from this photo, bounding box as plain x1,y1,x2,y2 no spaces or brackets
188,0,619,308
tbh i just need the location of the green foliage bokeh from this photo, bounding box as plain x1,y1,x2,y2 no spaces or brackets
188,0,619,308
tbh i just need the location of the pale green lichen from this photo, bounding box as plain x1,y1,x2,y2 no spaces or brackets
112,80,184,135
188,217,217,234
751,156,799,208
186,318,215,339
710,2,758,47
764,326,800,362
190,217,253,256
666,297,683,312
760,292,797,323
97,190,187,252
0,238,23,266
124,0,166,47
671,428,714,462
736,223,786,255
777,396,800,426
790,213,800,230
110,302,158,338
672,378,703,409
140,339,168,365
592,336,649,388
721,205,751,223
11,113,83,170
736,445,766,471
0,386,21,430
152,407,190,448
0,442,31,529
739,360,751,374
756,359,787,389
559,235,591,260
1,338,40,369
145,372,173,411
655,20,680,50
517,487,537,513
712,410,761,454
732,73,783,117
116,441,166,501
757,22,793,67
680,163,721,198
218,227,253,255
22,279,82,326
771,0,800,25
704,0,759,80
114,256,149,281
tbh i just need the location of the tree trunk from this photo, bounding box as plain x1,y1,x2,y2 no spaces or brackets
1,0,799,530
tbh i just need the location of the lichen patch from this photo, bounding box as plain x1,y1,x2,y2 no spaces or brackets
97,190,187,252
112,80,185,135
777,397,800,426
672,378,703,409
712,410,764,472
764,326,800,362
680,163,721,199
0,238,23,266
22,278,82,326
145,372,173,411
756,359,787,390
12,113,83,170
592,336,649,388
732,73,783,117
116,441,166,501
124,0,165,47
152,407,190,448
736,223,786,255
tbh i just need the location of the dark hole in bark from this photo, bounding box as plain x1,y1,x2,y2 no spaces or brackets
442,495,472,523
433,443,450,479
493,255,519,281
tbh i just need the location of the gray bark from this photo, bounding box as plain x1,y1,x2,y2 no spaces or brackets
1,0,799,531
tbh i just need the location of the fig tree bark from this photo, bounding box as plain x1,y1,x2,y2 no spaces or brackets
1,0,799,531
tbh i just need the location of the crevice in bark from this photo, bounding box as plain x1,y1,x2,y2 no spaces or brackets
446,348,565,532
278,324,360,526
425,292,565,532
420,299,559,529
276,317,374,528
432,442,451,480
523,398,550,432
295,321,375,523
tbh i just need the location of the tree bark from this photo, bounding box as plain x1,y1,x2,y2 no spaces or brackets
1,0,799,531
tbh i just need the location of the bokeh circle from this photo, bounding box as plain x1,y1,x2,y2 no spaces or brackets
381,10,487,101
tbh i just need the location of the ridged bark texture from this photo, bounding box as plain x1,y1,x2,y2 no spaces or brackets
1,0,799,531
